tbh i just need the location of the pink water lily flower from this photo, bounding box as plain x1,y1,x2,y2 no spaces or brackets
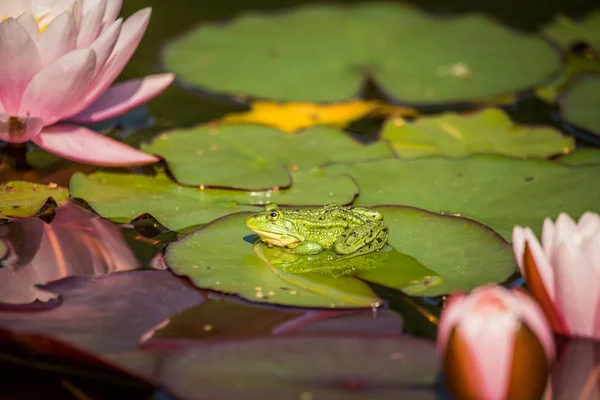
0,0,174,166
438,285,554,400
513,212,600,340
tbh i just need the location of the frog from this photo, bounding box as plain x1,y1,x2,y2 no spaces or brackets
244,203,389,258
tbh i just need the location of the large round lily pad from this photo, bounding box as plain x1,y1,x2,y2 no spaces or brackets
559,74,600,137
164,206,514,307
141,124,392,190
0,181,68,219
324,155,600,239
69,170,358,232
543,12,600,52
163,3,560,104
382,108,573,158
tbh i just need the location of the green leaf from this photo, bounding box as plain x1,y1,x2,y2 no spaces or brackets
558,149,600,166
163,3,560,104
325,155,600,239
142,124,391,190
164,206,514,307
559,74,600,137
535,54,600,103
69,170,358,232
382,108,573,158
0,182,69,219
543,12,600,52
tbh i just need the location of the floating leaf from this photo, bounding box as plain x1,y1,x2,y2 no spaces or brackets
69,170,358,232
559,74,600,137
220,100,417,133
164,206,513,307
543,12,600,52
157,336,438,399
164,3,559,104
558,149,600,166
0,181,69,219
535,54,600,103
325,155,600,239
141,124,391,190
382,108,573,158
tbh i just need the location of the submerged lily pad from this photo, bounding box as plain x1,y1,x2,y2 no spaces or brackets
559,74,600,137
382,108,573,158
142,124,391,190
164,206,513,307
325,155,600,239
0,181,69,219
543,12,600,52
164,3,560,104
69,170,358,232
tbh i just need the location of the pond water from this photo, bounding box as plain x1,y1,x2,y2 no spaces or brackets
1,0,600,398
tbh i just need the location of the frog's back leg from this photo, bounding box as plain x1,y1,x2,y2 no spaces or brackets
334,221,388,255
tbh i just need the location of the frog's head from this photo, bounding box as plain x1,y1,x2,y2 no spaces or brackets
244,204,303,247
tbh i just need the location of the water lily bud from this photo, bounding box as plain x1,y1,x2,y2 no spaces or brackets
438,285,555,400
513,212,600,340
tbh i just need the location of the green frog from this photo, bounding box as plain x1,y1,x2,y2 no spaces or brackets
244,204,389,257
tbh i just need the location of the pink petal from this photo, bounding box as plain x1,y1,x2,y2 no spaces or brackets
553,213,578,247
511,290,555,362
0,114,43,143
70,73,174,123
19,48,96,125
88,18,122,78
33,124,159,166
595,298,600,340
70,7,151,116
101,0,122,30
16,13,41,40
541,218,556,258
0,18,43,114
523,227,556,302
512,226,527,277
577,212,600,236
36,11,77,66
554,241,600,338
437,292,468,356
76,0,105,48
0,1,30,18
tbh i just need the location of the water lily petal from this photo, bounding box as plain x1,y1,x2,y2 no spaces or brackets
33,124,159,166
512,226,527,276
76,0,105,48
0,1,30,18
0,18,43,114
553,213,578,247
88,17,121,77
71,7,151,116
16,13,41,40
578,212,600,236
541,218,556,258
70,73,174,123
36,11,77,66
20,48,96,125
511,290,555,361
0,114,44,143
101,0,122,29
554,241,600,338
437,292,467,356
513,227,556,302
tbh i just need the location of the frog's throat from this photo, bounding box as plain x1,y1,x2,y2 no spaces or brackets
250,229,301,247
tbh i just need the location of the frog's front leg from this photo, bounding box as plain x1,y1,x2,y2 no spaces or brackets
334,221,388,255
291,241,325,255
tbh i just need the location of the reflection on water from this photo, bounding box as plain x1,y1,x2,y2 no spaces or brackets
0,202,140,305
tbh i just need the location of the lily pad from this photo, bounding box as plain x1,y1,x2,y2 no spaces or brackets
164,206,514,307
559,74,600,137
558,149,600,166
324,155,600,239
163,3,560,104
535,54,600,103
382,108,573,158
0,181,69,219
69,170,358,232
543,12,600,52
158,336,438,400
141,124,391,190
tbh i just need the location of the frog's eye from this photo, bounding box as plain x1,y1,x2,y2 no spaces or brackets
268,211,280,221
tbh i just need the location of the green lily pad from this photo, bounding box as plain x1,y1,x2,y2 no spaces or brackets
69,170,358,232
0,181,69,219
535,54,600,103
142,124,391,190
558,149,600,166
163,3,560,104
382,108,573,158
543,12,600,52
559,74,600,137
325,155,600,239
163,206,514,307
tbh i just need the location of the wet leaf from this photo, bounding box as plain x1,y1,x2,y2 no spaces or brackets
543,12,600,52
141,124,391,190
382,108,573,158
325,155,600,239
163,3,560,104
557,148,600,166
164,206,513,307
0,181,68,219
157,336,438,400
559,74,600,137
535,53,600,103
220,100,417,133
0,270,204,353
69,170,358,232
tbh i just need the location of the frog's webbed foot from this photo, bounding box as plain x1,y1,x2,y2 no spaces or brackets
293,241,326,255
334,221,389,255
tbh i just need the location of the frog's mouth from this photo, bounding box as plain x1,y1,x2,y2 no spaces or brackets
250,229,300,247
